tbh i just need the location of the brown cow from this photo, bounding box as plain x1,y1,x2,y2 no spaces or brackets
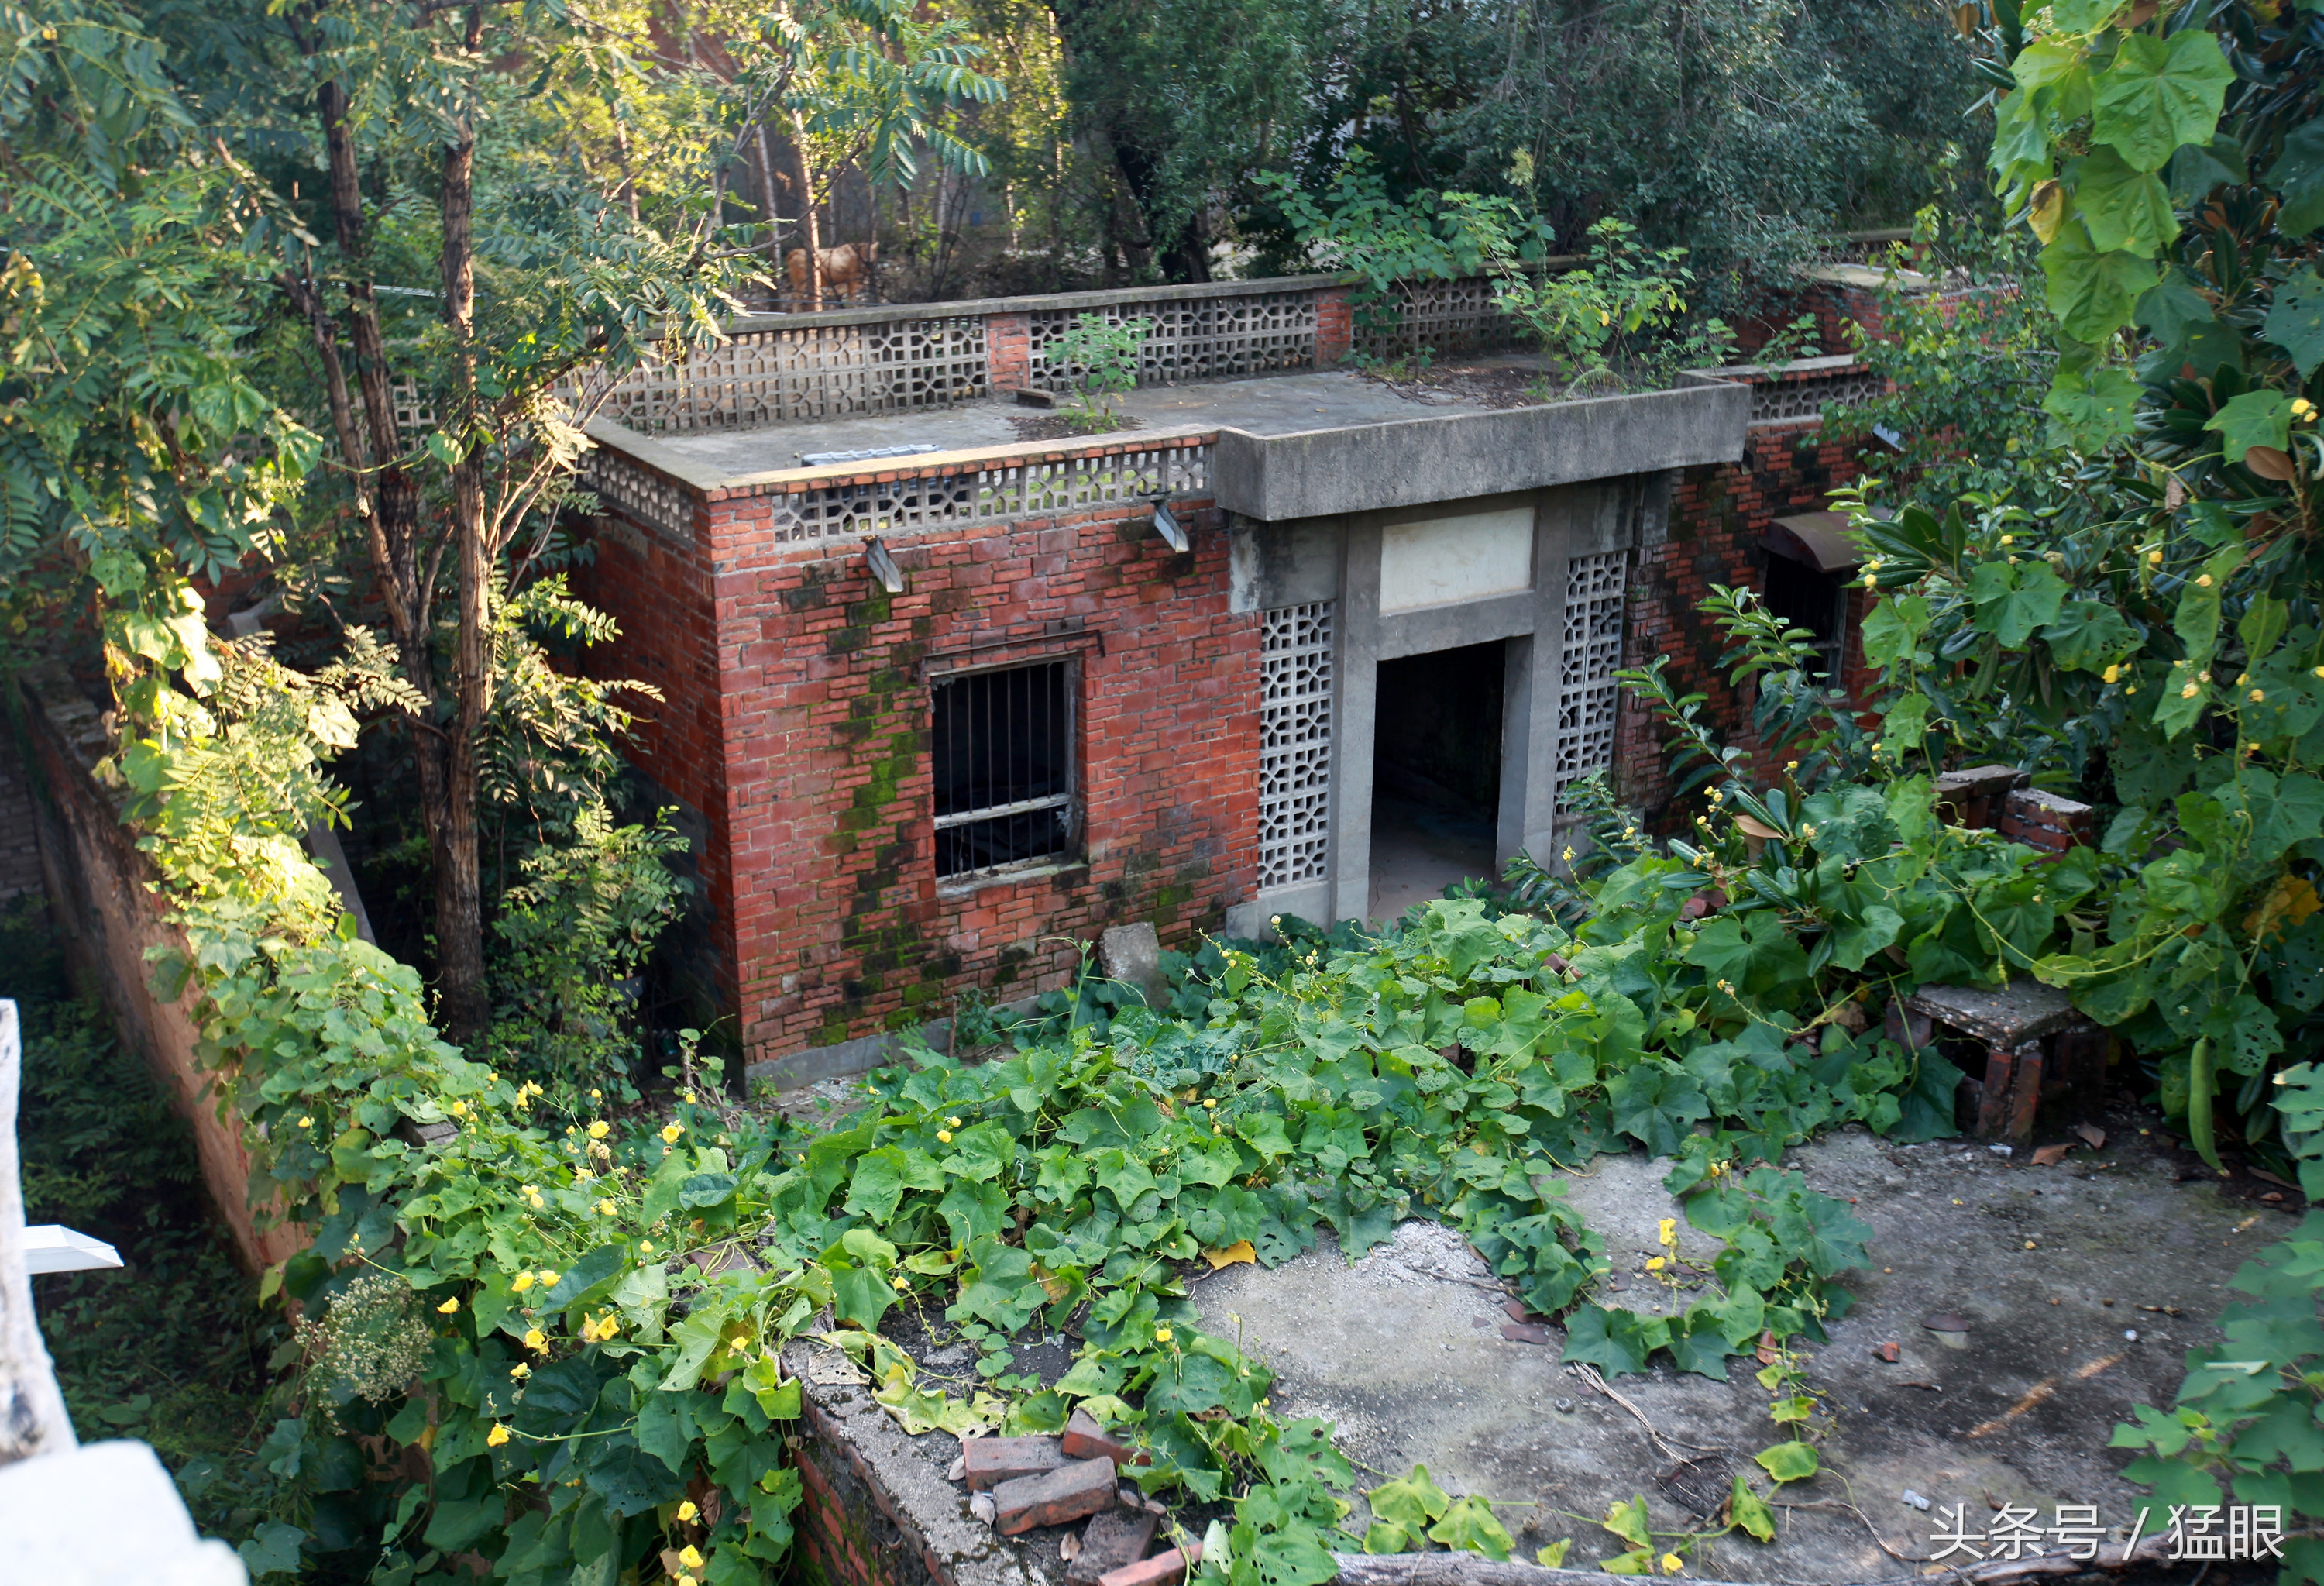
785,241,878,304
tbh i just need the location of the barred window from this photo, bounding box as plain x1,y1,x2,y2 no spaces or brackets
931,660,1078,879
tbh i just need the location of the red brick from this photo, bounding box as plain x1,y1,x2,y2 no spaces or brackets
993,1455,1119,1534
1100,1542,1201,1586
1061,1409,1150,1467
1068,1507,1160,1584
963,1434,1069,1490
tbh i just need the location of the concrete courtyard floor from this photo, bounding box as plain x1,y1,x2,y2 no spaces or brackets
1191,1114,2278,1581
765,1068,2294,1584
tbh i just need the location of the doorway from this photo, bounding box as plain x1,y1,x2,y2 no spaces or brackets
1370,639,1506,921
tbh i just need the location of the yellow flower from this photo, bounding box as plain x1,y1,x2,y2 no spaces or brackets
487,1423,511,1447
2296,398,2315,419
528,1194,545,1211
524,1328,547,1351
596,1198,617,1216
2149,549,2164,565
2252,689,2267,703
1662,1553,1684,1575
1645,1255,1666,1272
936,1130,953,1144
1999,534,2013,546
590,1089,603,1101
1155,1326,1174,1344
574,1168,593,1184
729,1330,754,1351
588,1120,610,1140
538,1270,560,1288
661,1123,683,1144
2182,683,2201,699
2198,573,2215,587
1203,1099,1217,1110
679,1089,697,1104
509,1362,530,1379
947,1116,962,1127
297,1116,313,1128
450,1099,469,1118
511,1270,534,1293
438,1296,460,1314
679,1546,706,1571
1657,1218,1676,1247
640,1241,655,1255
676,1499,700,1524
1562,845,1576,862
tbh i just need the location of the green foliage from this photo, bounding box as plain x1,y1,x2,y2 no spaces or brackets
1257,153,1550,362
486,801,691,1103
1049,312,1151,430
1489,219,1736,391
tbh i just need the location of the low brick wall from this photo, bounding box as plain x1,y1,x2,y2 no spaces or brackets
5,667,298,1273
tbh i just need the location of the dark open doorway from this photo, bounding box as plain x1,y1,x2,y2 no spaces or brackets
1370,639,1505,920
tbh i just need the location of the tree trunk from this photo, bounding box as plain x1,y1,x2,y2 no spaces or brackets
435,120,491,1042
792,110,823,310
308,74,473,1030
752,122,783,272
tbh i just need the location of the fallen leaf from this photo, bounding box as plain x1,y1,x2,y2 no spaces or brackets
1755,1330,1780,1365
1922,1313,1970,1333
2032,1143,2073,1166
1501,1322,1556,1347
2074,1123,2106,1150
2247,446,2298,482
2251,1166,2297,1189
1202,1240,1257,1270
1897,1381,1941,1391
1875,1341,1900,1363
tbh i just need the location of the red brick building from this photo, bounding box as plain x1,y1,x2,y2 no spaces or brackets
572,275,1896,1082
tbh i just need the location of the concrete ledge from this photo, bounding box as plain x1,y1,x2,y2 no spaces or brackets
744,1023,951,1090
724,274,1352,335
1209,380,1748,521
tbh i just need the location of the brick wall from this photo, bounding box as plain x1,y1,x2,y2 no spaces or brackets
988,312,1031,394
6,667,303,1273
1616,419,1872,827
1315,286,1353,368
653,476,1261,1070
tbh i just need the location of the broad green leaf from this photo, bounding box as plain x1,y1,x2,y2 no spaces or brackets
2041,223,2158,342
2264,270,2324,377
1968,557,2068,648
1729,1474,1776,1542
2042,360,2140,452
2092,30,2236,174
2267,119,2324,238
2048,0,2119,30
2041,599,2140,671
2168,135,2248,205
2075,146,2177,256
2205,390,2292,463
1561,1305,1668,1377
1858,595,1930,669
1600,1495,1652,1548
1368,1465,1452,1528
1429,1496,1514,1560
1363,1520,1418,1555
1753,1441,1820,1483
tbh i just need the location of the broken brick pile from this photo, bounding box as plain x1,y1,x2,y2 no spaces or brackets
957,1413,1191,1586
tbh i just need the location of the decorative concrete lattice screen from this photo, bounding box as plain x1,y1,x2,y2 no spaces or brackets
1355,277,1513,360
766,443,1211,544
1748,365,1886,425
1555,551,1628,802
593,316,988,434
1028,291,1320,392
586,451,693,542
1257,602,1335,890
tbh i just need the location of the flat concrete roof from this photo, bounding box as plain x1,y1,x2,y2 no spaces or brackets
589,358,1752,521
593,365,1543,494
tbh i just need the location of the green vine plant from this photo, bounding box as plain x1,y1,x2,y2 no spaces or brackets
95,584,2090,1584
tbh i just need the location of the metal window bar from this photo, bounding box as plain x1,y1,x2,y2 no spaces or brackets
930,660,1077,879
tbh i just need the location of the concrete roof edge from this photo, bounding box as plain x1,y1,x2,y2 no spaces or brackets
1210,380,1748,521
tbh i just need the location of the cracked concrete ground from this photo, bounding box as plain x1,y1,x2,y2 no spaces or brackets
1192,1115,2276,1582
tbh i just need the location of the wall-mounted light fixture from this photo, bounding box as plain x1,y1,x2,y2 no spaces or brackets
863,536,904,593
1150,498,1188,553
